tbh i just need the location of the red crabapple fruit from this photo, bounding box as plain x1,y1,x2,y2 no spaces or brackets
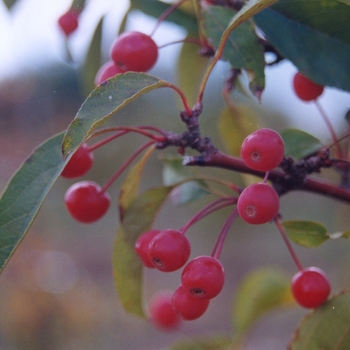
148,291,181,330
293,72,324,101
237,182,279,224
291,267,331,308
241,128,285,172
61,143,94,179
94,61,125,86
110,31,158,72
134,230,161,268
172,285,210,320
181,256,225,300
64,181,110,223
148,229,191,272
58,10,80,36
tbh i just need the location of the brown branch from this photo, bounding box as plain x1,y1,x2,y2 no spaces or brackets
183,152,350,204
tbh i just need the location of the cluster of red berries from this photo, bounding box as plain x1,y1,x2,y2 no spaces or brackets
95,31,159,86
238,128,284,224
135,229,224,328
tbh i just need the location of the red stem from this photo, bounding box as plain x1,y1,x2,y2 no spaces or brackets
212,208,239,260
88,126,165,152
150,0,189,37
274,216,304,271
180,197,236,234
101,141,155,193
314,100,342,158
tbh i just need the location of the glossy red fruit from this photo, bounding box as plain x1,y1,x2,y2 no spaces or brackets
291,267,331,308
181,256,225,300
241,128,285,172
110,31,158,72
172,285,210,320
148,291,181,330
94,61,125,86
64,181,110,223
61,143,94,179
134,230,161,268
237,182,279,225
58,10,80,36
293,72,324,101
148,229,191,272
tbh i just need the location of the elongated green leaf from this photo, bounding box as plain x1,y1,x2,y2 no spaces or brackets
283,220,329,248
80,17,103,96
281,129,323,159
0,133,67,273
290,291,350,350
254,0,350,91
162,157,209,206
113,186,174,317
202,5,266,91
62,73,170,157
118,146,155,220
170,336,233,350
233,267,292,344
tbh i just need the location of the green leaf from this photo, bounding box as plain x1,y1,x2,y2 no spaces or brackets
177,38,209,107
233,267,292,344
2,0,17,10
170,336,233,350
112,186,174,317
283,220,329,248
289,291,350,350
202,5,266,91
0,133,67,273
162,157,209,206
80,17,103,96
62,72,169,157
254,0,350,91
218,105,259,156
281,129,324,159
118,146,155,219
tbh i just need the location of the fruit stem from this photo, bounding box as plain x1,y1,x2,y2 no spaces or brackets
101,140,155,193
150,0,189,37
274,215,304,271
263,171,270,183
165,82,193,116
314,100,342,158
88,126,165,152
212,208,239,260
180,197,236,234
158,37,203,50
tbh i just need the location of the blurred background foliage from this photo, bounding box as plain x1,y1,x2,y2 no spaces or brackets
0,0,350,349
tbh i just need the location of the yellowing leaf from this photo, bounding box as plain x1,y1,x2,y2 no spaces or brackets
218,105,259,156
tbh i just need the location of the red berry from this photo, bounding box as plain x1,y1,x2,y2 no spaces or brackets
110,31,158,72
94,61,125,86
61,143,94,179
148,229,191,272
291,267,331,308
58,10,80,36
293,72,324,101
237,182,279,225
172,285,209,320
134,230,161,268
148,291,181,330
241,128,285,172
181,256,225,300
64,181,110,223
